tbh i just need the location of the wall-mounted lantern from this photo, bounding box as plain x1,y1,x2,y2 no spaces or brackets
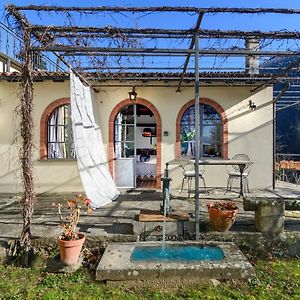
249,100,257,110
128,86,137,102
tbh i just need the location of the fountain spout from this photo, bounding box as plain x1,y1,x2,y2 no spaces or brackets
161,163,172,214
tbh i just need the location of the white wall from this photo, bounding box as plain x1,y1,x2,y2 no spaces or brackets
136,127,157,150
0,79,273,193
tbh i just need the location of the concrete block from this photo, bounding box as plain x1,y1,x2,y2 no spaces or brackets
132,220,145,235
183,221,195,234
133,221,184,237
255,201,285,234
46,255,83,273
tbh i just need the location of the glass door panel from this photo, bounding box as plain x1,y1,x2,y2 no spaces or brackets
114,105,136,188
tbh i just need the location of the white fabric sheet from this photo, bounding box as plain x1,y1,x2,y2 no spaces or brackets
70,71,119,208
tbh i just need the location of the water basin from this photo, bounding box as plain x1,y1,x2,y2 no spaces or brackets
131,245,224,262
96,241,255,282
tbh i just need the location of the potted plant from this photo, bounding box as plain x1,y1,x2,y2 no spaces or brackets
207,201,238,232
54,194,93,265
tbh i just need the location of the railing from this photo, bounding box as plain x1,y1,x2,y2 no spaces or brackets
276,153,300,161
0,21,64,72
0,21,22,68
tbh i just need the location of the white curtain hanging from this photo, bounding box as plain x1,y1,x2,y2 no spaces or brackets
70,71,119,208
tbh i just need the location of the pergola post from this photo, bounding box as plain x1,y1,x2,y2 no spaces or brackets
20,27,35,265
194,31,200,240
6,2,300,248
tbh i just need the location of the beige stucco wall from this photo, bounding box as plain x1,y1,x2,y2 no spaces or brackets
0,80,273,194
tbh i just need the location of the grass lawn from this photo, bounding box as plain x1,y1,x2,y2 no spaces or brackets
0,259,299,299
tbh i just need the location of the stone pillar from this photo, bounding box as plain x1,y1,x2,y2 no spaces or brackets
255,201,285,234
245,38,260,74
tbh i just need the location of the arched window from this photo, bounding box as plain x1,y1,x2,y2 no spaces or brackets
47,104,75,159
180,104,222,158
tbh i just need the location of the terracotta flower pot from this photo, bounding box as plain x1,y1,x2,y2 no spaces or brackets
208,207,238,232
58,233,85,265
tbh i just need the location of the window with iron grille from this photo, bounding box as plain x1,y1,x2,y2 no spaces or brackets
47,104,76,159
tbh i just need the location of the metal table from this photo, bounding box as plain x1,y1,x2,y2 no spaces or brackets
167,158,253,197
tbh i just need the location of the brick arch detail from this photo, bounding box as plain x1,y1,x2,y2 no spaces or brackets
40,98,70,159
176,98,228,159
108,98,162,189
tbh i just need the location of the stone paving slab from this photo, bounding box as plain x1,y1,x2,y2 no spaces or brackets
0,182,298,243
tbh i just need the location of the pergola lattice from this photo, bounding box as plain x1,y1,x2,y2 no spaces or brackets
6,4,300,262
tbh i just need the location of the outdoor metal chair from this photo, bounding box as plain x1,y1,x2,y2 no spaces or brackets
226,154,251,194
180,163,206,197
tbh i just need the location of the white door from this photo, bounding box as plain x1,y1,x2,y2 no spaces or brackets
114,104,136,188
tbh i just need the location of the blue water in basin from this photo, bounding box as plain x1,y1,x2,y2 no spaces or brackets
131,245,225,262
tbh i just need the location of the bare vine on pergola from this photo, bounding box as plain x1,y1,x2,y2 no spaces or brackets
6,4,300,264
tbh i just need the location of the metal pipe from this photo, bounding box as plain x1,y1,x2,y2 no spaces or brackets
177,12,204,92
75,66,186,71
277,100,300,103
133,103,137,188
63,53,189,57
276,153,300,157
30,46,300,56
273,83,290,103
273,101,276,189
194,31,200,240
276,96,300,99
276,101,300,111
76,66,294,71
91,83,264,88
61,52,300,58
85,76,294,81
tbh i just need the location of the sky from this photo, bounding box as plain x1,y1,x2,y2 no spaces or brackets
1,0,300,30
0,0,299,71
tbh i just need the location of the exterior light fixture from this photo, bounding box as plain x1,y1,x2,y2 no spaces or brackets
249,100,256,110
128,87,137,102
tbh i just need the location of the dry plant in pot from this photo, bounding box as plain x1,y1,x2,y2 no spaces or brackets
207,201,238,232
53,194,93,265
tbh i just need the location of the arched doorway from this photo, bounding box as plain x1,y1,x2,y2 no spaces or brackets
109,99,162,189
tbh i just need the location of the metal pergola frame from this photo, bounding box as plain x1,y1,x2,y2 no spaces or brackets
6,4,300,250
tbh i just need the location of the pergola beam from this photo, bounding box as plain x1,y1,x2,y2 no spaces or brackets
177,13,204,93
81,72,300,81
12,5,300,14
251,57,300,92
76,66,300,71
276,101,300,111
75,66,186,71
30,26,300,39
273,83,290,103
30,46,300,57
90,83,264,88
6,3,300,244
55,33,193,39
